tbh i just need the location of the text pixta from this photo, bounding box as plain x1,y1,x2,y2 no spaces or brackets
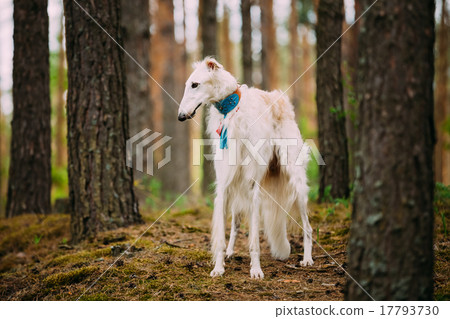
275,305,337,317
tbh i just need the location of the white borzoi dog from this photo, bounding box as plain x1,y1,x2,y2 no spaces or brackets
178,57,313,279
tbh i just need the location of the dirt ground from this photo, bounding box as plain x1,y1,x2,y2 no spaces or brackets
0,199,448,301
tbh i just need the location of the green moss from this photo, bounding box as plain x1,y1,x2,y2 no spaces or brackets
0,214,69,256
48,248,110,267
183,249,210,261
44,266,97,287
156,245,210,262
172,208,200,217
334,228,350,236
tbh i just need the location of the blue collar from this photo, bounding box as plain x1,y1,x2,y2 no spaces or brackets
214,88,241,117
214,87,241,150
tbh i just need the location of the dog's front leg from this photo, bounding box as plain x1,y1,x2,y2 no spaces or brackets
210,190,226,277
226,211,240,258
249,183,264,279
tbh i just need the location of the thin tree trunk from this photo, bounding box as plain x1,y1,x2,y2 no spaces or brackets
289,0,300,115
299,28,315,126
7,0,51,217
342,0,361,183
220,5,233,73
55,14,66,168
64,0,142,243
199,0,217,194
260,0,277,90
346,0,435,300
154,0,191,194
121,0,152,136
435,0,448,183
241,0,253,86
316,0,349,200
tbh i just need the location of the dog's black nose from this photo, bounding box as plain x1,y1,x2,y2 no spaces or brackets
178,113,187,122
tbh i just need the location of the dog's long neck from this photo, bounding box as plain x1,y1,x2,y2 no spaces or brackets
211,69,239,103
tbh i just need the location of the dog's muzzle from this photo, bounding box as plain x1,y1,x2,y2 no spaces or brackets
178,103,202,122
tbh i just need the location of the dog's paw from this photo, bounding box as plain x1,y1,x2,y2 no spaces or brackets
300,258,314,267
225,249,234,259
210,267,225,277
250,267,264,279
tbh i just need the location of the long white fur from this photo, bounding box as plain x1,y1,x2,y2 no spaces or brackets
178,57,313,279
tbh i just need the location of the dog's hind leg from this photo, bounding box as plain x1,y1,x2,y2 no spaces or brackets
226,211,240,258
210,188,227,277
249,182,264,279
297,194,313,266
285,156,313,267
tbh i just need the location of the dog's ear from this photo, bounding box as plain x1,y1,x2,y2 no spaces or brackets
205,58,222,71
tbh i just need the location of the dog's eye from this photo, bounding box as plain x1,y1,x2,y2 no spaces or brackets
191,82,199,89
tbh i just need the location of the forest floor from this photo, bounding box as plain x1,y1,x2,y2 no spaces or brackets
0,191,448,301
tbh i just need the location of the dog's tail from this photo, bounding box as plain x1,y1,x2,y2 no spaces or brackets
261,192,291,260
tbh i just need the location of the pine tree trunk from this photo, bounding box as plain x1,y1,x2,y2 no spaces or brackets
342,0,361,183
260,0,277,91
241,0,253,86
435,0,448,183
299,29,315,126
7,0,51,217
121,0,151,136
55,14,66,168
154,0,191,194
64,0,142,243
220,6,233,73
346,0,435,300
289,0,300,115
199,0,217,194
316,0,349,200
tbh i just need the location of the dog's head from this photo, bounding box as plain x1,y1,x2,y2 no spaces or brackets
178,57,236,121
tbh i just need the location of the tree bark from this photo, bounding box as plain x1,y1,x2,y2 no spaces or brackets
153,0,191,194
64,0,142,243
121,0,152,136
260,0,277,91
199,0,217,194
7,0,51,217
346,0,435,300
435,0,449,183
241,0,253,86
316,0,349,200
55,14,66,168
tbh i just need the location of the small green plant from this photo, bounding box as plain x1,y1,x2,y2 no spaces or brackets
322,185,333,202
61,238,68,245
326,206,335,217
205,197,214,209
33,234,42,245
334,197,349,208
437,208,447,237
